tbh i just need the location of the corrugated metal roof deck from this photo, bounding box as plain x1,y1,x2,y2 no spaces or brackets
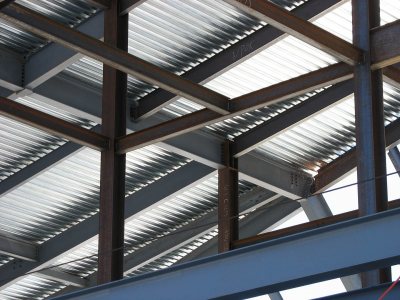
0,0,274,298
63,0,400,176
0,143,189,244
0,96,96,181
0,0,399,299
0,0,99,56
49,176,255,278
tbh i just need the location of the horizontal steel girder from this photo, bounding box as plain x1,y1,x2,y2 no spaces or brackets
52,207,400,300
0,233,37,261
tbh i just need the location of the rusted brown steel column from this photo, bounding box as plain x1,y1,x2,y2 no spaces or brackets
218,141,239,253
98,0,128,284
352,0,390,286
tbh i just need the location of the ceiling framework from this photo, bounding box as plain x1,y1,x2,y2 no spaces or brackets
0,0,399,299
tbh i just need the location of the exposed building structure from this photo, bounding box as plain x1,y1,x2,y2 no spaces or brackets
0,0,399,299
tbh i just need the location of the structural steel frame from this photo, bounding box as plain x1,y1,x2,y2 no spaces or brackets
0,0,399,298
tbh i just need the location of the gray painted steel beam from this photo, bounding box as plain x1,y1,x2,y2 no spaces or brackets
119,0,146,15
239,153,312,199
0,141,83,197
23,12,104,90
0,86,12,97
269,293,285,300
0,162,214,290
0,234,37,261
388,147,400,174
0,46,22,92
301,194,333,220
51,207,400,300
85,0,110,9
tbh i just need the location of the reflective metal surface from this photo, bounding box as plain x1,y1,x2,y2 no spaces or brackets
49,177,254,278
0,0,399,299
0,0,98,56
0,96,96,182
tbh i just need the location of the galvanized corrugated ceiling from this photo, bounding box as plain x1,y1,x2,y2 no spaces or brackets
0,141,189,244
0,0,399,299
63,0,400,176
0,0,99,56
0,96,96,181
46,176,254,278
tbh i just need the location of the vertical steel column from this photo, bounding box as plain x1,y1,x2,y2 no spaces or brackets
98,0,128,284
218,141,239,253
352,0,390,287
